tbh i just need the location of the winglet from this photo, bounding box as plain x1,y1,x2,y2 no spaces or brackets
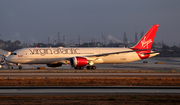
132,24,159,50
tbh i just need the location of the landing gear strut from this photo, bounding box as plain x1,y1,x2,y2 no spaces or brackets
86,66,96,70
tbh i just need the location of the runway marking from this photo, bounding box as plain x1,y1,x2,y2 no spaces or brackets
0,86,180,95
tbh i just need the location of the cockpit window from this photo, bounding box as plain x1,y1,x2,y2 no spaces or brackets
10,53,17,55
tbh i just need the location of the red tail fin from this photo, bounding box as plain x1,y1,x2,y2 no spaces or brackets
132,24,159,50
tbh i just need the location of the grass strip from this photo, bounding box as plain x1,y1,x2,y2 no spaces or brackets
0,95,180,105
0,77,180,86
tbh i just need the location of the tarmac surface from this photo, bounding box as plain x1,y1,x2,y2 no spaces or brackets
1,57,180,70
0,57,180,78
0,73,180,78
0,57,180,96
0,86,180,95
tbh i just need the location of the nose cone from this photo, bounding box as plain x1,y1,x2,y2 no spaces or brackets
6,55,14,63
6,56,11,62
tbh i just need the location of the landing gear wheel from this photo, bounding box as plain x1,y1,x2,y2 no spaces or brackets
87,66,91,69
87,66,96,70
74,67,84,70
11,66,13,69
92,66,96,70
19,66,22,70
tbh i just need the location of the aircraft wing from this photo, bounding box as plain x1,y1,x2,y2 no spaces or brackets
56,49,150,64
84,49,149,57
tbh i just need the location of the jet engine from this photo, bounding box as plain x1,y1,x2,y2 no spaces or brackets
46,63,62,67
70,57,88,67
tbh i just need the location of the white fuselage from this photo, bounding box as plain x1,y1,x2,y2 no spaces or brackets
6,47,157,65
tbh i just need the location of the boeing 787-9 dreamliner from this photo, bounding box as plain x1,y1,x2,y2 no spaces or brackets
7,24,159,70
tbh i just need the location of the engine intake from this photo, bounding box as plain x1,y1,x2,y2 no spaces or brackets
70,57,88,67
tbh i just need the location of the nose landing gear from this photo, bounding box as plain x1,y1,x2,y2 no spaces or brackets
18,66,22,70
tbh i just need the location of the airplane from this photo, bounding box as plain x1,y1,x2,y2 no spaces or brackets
6,24,159,70
0,52,12,69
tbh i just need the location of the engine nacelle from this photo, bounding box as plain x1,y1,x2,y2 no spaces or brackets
46,63,62,67
70,57,88,67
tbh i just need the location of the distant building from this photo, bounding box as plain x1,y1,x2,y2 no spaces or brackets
127,42,136,48
33,43,47,47
0,43,5,48
118,43,125,48
67,44,78,47
135,32,138,44
123,32,128,44
140,31,144,39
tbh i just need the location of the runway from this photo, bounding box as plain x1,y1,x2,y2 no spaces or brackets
1,57,180,71
0,57,180,97
0,86,180,95
0,73,180,78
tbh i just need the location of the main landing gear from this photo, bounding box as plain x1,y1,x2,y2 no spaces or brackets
74,66,96,70
86,66,96,70
74,67,84,69
16,63,22,70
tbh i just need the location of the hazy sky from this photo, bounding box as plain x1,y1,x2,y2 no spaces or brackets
0,0,180,46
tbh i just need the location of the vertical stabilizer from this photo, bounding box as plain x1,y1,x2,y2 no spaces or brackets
132,24,159,50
